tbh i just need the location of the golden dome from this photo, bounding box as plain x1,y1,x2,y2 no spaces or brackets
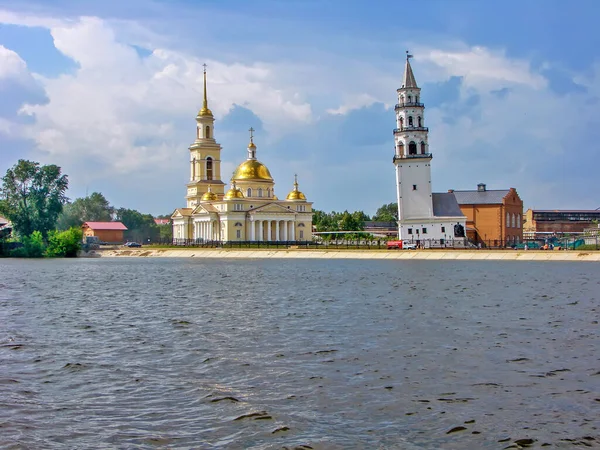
201,187,217,201
198,106,213,117
248,141,256,149
232,160,273,181
286,174,306,200
224,183,245,199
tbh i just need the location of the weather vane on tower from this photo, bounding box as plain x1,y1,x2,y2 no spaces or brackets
203,63,208,73
406,50,413,60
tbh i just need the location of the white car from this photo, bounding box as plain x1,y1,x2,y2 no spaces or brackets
403,243,417,250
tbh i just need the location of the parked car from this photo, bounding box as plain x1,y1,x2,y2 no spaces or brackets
403,243,417,250
123,242,142,248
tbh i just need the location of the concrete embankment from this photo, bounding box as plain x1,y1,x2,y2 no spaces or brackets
90,248,600,262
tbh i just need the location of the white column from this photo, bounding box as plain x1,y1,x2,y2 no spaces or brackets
209,221,213,241
250,220,255,241
267,220,272,242
283,221,288,241
275,221,280,242
290,221,295,241
259,221,264,241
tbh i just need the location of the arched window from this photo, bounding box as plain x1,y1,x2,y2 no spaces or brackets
247,187,252,197
205,126,210,139
206,157,213,180
408,116,413,127
397,142,404,156
258,188,263,197
517,214,521,228
408,95,412,103
512,214,516,228
409,141,417,155
418,116,422,127
420,142,426,154
506,213,510,228
399,117,404,128
415,96,419,103
266,188,270,197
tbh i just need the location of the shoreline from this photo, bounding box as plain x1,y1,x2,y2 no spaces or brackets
90,248,600,262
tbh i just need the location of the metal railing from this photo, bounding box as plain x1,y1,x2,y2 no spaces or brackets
395,102,424,108
393,153,432,162
393,127,429,133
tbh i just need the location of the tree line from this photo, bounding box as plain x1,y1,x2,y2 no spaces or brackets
0,159,171,257
312,203,399,239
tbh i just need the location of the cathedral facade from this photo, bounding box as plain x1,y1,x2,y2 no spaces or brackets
171,69,313,243
392,54,467,246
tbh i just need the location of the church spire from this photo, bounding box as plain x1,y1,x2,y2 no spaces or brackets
402,51,418,89
198,63,213,117
247,127,257,160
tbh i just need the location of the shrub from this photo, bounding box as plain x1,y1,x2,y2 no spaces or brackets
46,227,83,257
10,231,46,258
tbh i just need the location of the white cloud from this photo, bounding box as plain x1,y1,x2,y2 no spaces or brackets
14,16,312,175
419,46,547,90
326,93,380,115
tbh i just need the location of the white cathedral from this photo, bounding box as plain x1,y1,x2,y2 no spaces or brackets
171,68,313,243
393,54,466,246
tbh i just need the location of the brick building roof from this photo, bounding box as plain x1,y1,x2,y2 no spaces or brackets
452,189,511,205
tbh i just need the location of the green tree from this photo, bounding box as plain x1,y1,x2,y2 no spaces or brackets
46,227,83,257
10,231,46,257
373,202,398,222
0,160,69,238
56,192,113,230
115,208,159,243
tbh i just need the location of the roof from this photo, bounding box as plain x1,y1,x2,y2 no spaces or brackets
452,189,511,205
432,193,465,217
154,218,170,225
173,208,193,217
0,216,7,225
365,221,397,228
528,209,600,213
402,58,418,88
82,221,128,230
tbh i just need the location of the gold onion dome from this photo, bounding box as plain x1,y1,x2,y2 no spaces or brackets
232,160,273,181
201,186,217,201
286,175,306,200
224,181,245,199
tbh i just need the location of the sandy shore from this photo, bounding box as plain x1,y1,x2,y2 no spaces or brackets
90,248,600,262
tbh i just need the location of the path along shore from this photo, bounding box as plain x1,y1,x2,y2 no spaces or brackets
91,248,600,262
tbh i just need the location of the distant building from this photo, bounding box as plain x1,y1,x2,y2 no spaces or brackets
82,222,128,244
363,221,398,237
452,183,523,247
523,209,600,238
154,218,170,226
392,54,466,246
0,216,7,227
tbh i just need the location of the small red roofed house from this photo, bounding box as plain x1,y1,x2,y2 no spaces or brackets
82,222,128,244
154,218,170,226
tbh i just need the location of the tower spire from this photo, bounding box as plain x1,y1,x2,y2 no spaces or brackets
247,127,257,159
402,51,418,89
198,63,213,117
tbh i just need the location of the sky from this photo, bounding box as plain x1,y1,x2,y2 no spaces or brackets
1,0,599,216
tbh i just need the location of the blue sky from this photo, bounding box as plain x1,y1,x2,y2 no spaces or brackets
1,0,599,216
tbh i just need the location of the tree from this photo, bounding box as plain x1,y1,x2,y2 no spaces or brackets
0,160,69,238
56,192,114,230
115,208,159,243
373,202,398,222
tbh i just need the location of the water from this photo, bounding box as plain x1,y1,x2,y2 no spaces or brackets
1,258,599,449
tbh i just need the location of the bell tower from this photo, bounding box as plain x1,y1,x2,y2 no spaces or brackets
393,52,434,236
186,64,225,208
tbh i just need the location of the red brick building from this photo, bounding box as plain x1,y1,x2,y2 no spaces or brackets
451,183,523,247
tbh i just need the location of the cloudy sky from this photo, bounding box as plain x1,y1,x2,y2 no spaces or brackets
1,0,599,216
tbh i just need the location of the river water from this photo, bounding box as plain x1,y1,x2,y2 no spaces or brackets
1,258,598,449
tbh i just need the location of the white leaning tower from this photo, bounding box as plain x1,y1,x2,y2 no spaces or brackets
393,52,466,246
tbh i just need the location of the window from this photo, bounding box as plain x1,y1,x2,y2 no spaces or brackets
266,188,270,197
440,238,445,245
297,205,306,212
206,157,213,180
407,95,412,103
408,228,413,235
412,184,417,190
512,214,516,228
299,230,304,239
234,204,243,211
258,188,263,197
205,126,210,139
420,142,426,154
247,188,252,197
506,212,510,228
397,142,404,156
415,96,419,103
236,230,241,239
399,117,404,128
408,116,413,126
298,223,305,227
517,215,521,228
441,226,445,233
418,116,422,127
422,228,428,234
409,141,417,155
234,222,243,226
